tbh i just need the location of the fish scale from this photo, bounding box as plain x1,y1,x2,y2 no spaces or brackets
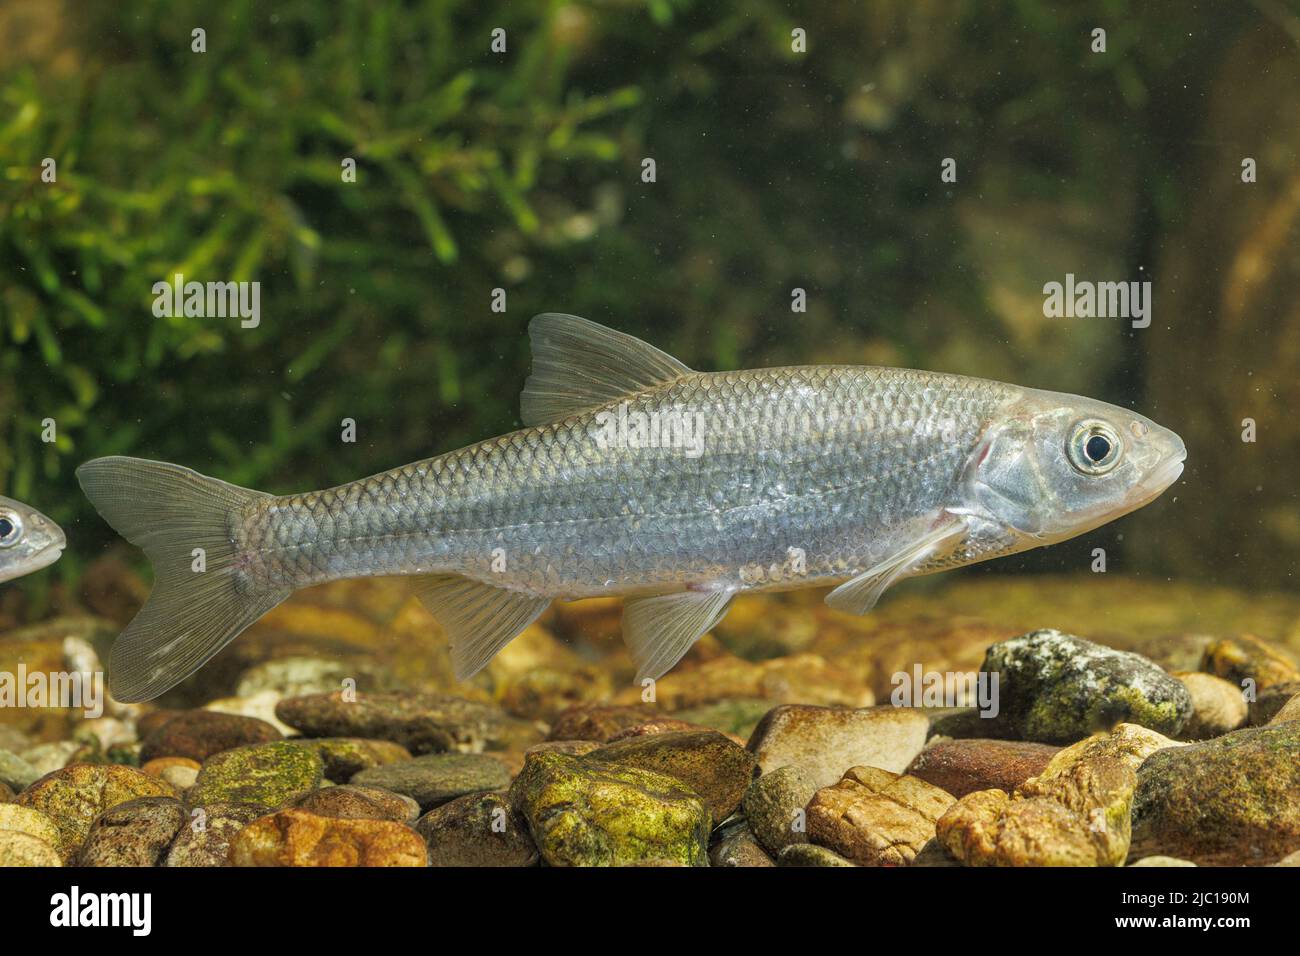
245,365,1016,598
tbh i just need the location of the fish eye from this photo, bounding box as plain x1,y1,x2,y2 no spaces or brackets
0,511,22,547
1067,420,1122,475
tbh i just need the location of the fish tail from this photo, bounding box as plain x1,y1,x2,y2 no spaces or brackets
76,456,291,702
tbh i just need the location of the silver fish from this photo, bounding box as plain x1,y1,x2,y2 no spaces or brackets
78,314,1186,702
0,495,66,583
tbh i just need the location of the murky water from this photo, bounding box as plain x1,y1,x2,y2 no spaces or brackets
1,2,1297,873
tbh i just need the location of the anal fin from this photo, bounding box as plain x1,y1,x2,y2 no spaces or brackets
413,575,551,681
825,517,967,616
622,588,734,683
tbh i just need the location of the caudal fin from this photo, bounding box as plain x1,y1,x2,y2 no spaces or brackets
76,456,291,702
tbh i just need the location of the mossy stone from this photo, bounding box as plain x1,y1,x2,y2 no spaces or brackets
189,741,323,809
590,730,757,822
510,751,710,867
982,629,1192,742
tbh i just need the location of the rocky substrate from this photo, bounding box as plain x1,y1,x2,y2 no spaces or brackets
2,581,1299,867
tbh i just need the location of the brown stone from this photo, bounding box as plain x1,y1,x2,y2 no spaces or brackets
937,748,1137,866
1172,672,1248,739
1201,635,1300,690
416,791,538,867
289,785,419,823
75,797,185,866
547,704,663,742
806,766,956,866
140,710,281,762
228,809,427,866
747,704,929,789
905,739,1060,798
15,763,177,860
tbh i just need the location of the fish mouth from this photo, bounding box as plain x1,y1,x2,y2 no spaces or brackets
0,543,64,584
1132,453,1186,508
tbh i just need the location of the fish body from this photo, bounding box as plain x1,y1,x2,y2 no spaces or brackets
78,314,1186,702
252,365,1017,598
0,495,66,583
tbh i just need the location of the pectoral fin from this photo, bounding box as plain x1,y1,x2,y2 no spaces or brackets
520,313,693,426
825,519,967,616
622,589,734,683
413,575,551,681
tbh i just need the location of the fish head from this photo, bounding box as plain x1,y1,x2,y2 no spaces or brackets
0,496,66,583
960,389,1186,546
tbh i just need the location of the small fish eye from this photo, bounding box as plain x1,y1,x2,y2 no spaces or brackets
1067,420,1121,475
0,512,21,547
1085,435,1112,462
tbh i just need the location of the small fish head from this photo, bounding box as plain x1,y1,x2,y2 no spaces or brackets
961,390,1186,546
0,496,66,583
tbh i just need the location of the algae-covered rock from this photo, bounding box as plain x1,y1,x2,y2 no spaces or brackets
743,765,817,855
228,808,428,866
746,704,929,788
1201,634,1300,690
1038,723,1183,777
905,739,1060,798
980,629,1191,742
189,741,323,809
0,803,61,847
806,766,956,866
590,730,757,822
76,796,185,866
276,691,535,754
0,830,62,866
510,751,710,867
15,763,177,860
1130,722,1300,865
351,753,511,810
710,820,775,867
416,791,538,867
287,737,412,781
290,785,419,823
140,710,281,762
164,803,267,867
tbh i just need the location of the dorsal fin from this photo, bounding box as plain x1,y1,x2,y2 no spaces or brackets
520,313,693,426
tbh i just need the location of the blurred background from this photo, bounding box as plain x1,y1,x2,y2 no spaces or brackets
1,0,1298,628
